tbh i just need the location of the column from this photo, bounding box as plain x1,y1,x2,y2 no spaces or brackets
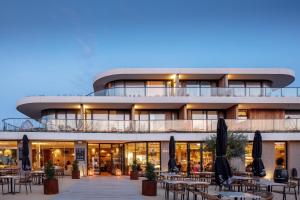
74,141,88,177
287,141,300,175
161,142,169,172
261,142,275,179
218,74,228,88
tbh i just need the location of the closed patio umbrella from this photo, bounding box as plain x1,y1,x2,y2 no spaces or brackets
168,136,177,172
22,134,31,171
214,118,232,186
252,130,266,177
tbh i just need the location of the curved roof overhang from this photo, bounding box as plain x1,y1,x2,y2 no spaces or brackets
93,68,295,91
17,95,300,119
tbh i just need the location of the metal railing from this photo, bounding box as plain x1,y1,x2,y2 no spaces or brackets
2,118,300,133
87,87,300,97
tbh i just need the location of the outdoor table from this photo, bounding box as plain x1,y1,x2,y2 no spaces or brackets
161,173,182,179
0,175,19,194
231,176,253,192
218,191,261,200
163,180,185,199
31,171,45,185
232,176,253,181
255,179,286,192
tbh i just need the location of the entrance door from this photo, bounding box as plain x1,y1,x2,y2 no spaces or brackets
100,144,112,174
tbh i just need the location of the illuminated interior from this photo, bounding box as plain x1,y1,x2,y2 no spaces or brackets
0,141,17,169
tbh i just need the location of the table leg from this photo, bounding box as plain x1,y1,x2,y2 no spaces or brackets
298,179,300,195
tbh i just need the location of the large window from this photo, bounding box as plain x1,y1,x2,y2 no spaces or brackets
0,141,17,169
176,142,214,174
190,143,201,173
176,143,188,172
245,142,253,172
148,143,160,170
146,81,166,97
191,110,218,131
125,142,161,174
275,142,287,169
32,142,74,171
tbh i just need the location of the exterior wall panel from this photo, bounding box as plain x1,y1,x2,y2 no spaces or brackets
248,109,285,119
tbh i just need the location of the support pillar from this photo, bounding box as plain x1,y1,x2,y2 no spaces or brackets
161,142,169,172
74,141,88,177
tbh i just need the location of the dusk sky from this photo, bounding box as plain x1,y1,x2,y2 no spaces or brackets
0,0,300,121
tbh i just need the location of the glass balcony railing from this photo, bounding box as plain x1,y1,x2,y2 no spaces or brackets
2,118,300,133
87,87,300,97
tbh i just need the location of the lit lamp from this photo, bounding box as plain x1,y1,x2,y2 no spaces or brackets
115,169,122,176
88,169,94,176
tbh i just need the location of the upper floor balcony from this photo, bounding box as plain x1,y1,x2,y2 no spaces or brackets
2,118,300,133
88,87,300,97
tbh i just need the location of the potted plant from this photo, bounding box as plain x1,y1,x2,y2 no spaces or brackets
72,160,80,179
44,160,59,195
142,162,157,196
130,160,139,180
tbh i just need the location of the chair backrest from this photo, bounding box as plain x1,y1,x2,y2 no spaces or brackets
200,191,221,200
291,168,298,178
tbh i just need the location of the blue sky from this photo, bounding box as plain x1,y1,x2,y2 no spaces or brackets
0,0,300,121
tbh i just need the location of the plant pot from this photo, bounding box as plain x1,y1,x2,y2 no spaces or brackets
72,170,80,179
44,179,59,195
130,171,139,180
142,180,157,196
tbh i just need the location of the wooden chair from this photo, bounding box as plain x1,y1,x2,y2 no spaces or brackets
190,183,209,200
197,191,221,200
272,182,297,200
14,172,32,194
171,183,186,200
253,191,274,200
0,178,9,194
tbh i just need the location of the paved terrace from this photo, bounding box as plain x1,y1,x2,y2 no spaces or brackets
1,176,298,200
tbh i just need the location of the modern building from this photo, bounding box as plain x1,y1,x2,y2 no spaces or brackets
1,68,300,178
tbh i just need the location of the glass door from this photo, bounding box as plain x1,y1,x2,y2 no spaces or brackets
99,144,112,174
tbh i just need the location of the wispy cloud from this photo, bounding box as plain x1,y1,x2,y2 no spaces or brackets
76,37,93,57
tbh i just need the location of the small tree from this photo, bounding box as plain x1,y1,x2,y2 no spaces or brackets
72,160,79,172
131,160,138,172
145,162,156,181
45,160,55,180
205,132,248,160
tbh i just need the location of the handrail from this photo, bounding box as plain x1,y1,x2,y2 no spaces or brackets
87,87,300,97
2,118,300,133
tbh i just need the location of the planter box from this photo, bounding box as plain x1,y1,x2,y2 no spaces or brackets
44,179,59,195
130,171,139,180
142,180,157,196
72,170,80,179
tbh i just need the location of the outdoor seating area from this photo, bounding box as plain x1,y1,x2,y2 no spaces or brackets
155,171,300,200
0,167,68,195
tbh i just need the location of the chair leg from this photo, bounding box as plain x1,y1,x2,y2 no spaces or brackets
29,183,32,193
295,188,297,200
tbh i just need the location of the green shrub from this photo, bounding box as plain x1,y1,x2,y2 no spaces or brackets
131,160,138,172
45,160,55,180
205,132,248,160
72,160,79,172
145,162,156,181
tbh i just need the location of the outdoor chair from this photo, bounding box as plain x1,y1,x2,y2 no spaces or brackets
290,168,300,194
190,183,209,200
272,182,297,200
243,181,259,193
14,172,32,194
197,191,221,200
0,178,9,194
156,175,165,188
170,183,186,200
253,191,274,200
